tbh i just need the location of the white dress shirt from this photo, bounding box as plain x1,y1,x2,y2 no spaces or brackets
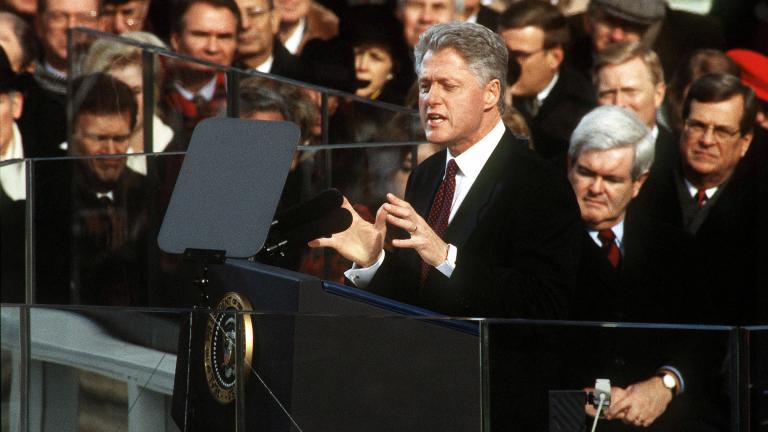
283,18,306,54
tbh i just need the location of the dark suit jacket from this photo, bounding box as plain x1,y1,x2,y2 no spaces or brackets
475,5,499,30
269,38,301,79
0,186,25,303
366,129,583,319
569,211,728,431
574,210,696,324
637,162,766,326
33,161,150,306
17,76,67,158
514,63,596,160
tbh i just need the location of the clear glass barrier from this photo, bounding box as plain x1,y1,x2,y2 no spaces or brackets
484,320,739,431
5,302,757,432
1,159,27,303
0,305,22,431
29,153,186,307
744,326,768,430
68,29,419,152
3,303,482,432
26,143,443,305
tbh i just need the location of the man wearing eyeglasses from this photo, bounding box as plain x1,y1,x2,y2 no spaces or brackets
234,0,299,78
14,0,101,159
497,0,594,160
640,73,765,325
100,0,149,34
33,73,149,305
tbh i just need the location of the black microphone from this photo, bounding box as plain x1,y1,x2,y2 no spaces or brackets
271,188,343,231
264,207,352,253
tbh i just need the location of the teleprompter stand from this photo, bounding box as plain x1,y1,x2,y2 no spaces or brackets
157,118,299,431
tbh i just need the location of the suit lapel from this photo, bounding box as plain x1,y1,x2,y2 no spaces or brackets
443,130,516,248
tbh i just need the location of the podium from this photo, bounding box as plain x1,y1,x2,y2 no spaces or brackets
170,259,482,431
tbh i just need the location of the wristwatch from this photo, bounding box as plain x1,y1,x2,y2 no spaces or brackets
658,371,678,396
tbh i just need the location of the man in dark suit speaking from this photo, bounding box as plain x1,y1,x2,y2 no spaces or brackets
310,22,582,319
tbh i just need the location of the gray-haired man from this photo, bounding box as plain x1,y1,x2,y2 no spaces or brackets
568,105,706,430
311,22,582,320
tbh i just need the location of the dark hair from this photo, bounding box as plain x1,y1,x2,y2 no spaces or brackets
340,6,410,77
72,73,138,130
498,0,569,48
669,49,740,106
171,0,241,36
683,73,757,135
239,85,290,120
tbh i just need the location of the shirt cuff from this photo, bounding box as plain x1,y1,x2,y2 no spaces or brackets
344,250,385,288
434,244,457,278
658,365,685,394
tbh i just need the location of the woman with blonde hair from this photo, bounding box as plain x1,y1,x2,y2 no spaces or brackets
83,31,174,174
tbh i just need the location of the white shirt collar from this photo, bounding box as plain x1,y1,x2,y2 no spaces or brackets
447,119,506,180
651,124,659,141
466,12,478,23
683,177,718,200
0,123,27,201
255,54,275,74
588,220,625,251
284,18,306,55
173,74,218,102
43,61,67,79
442,119,506,222
536,72,559,104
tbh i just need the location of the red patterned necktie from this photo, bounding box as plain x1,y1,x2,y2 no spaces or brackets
421,159,459,285
696,189,708,208
597,229,621,268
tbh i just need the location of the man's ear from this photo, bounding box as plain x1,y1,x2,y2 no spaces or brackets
653,82,666,109
484,79,501,110
11,91,24,120
631,172,649,198
170,32,180,52
270,8,281,35
738,132,753,158
548,45,564,69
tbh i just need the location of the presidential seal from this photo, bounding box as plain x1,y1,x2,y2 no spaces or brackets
203,292,254,404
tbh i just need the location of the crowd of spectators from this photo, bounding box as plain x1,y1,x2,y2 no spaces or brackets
0,0,765,314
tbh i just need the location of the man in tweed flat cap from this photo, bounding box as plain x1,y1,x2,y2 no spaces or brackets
566,0,725,80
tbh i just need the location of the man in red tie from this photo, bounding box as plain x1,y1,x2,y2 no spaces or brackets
310,22,582,319
161,0,241,149
637,73,765,326
567,105,716,430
